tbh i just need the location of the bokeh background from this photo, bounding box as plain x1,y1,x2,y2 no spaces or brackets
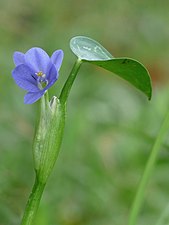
0,0,169,224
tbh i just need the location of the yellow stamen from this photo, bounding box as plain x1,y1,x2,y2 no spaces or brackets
36,71,43,77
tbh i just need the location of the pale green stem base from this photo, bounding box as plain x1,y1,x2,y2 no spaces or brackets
128,109,169,225
20,177,45,225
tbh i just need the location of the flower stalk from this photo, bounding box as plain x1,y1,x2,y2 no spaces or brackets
20,59,83,225
128,109,169,225
60,58,82,105
20,177,45,225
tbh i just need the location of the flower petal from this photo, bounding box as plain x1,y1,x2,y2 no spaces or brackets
44,64,58,91
46,63,58,80
12,64,39,92
25,47,51,74
13,51,25,66
51,49,64,71
24,91,44,104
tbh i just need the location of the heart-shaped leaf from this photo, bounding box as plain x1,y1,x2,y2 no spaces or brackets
70,36,152,99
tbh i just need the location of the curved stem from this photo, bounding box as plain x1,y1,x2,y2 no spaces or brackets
128,109,169,225
20,176,45,225
59,58,82,105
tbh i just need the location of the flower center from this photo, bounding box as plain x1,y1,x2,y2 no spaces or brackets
35,71,46,77
35,71,48,90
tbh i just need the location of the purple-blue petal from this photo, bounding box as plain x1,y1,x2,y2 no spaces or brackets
44,64,58,91
24,91,45,104
13,52,25,66
51,50,64,71
25,47,51,74
12,64,39,92
46,63,58,81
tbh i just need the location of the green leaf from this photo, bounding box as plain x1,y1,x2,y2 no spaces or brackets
70,36,152,100
70,36,113,60
87,58,152,100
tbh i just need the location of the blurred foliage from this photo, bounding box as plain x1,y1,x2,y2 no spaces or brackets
0,0,169,225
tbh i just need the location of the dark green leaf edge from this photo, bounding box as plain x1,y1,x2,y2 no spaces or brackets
82,57,152,100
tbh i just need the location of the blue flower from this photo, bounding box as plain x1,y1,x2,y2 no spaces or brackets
12,47,64,104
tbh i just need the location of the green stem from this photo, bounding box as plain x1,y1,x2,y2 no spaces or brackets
59,58,82,105
128,109,169,225
20,59,83,225
20,176,45,225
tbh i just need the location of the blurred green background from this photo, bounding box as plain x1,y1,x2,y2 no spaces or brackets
0,0,169,224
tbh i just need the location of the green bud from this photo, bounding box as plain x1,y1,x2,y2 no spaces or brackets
33,94,65,184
